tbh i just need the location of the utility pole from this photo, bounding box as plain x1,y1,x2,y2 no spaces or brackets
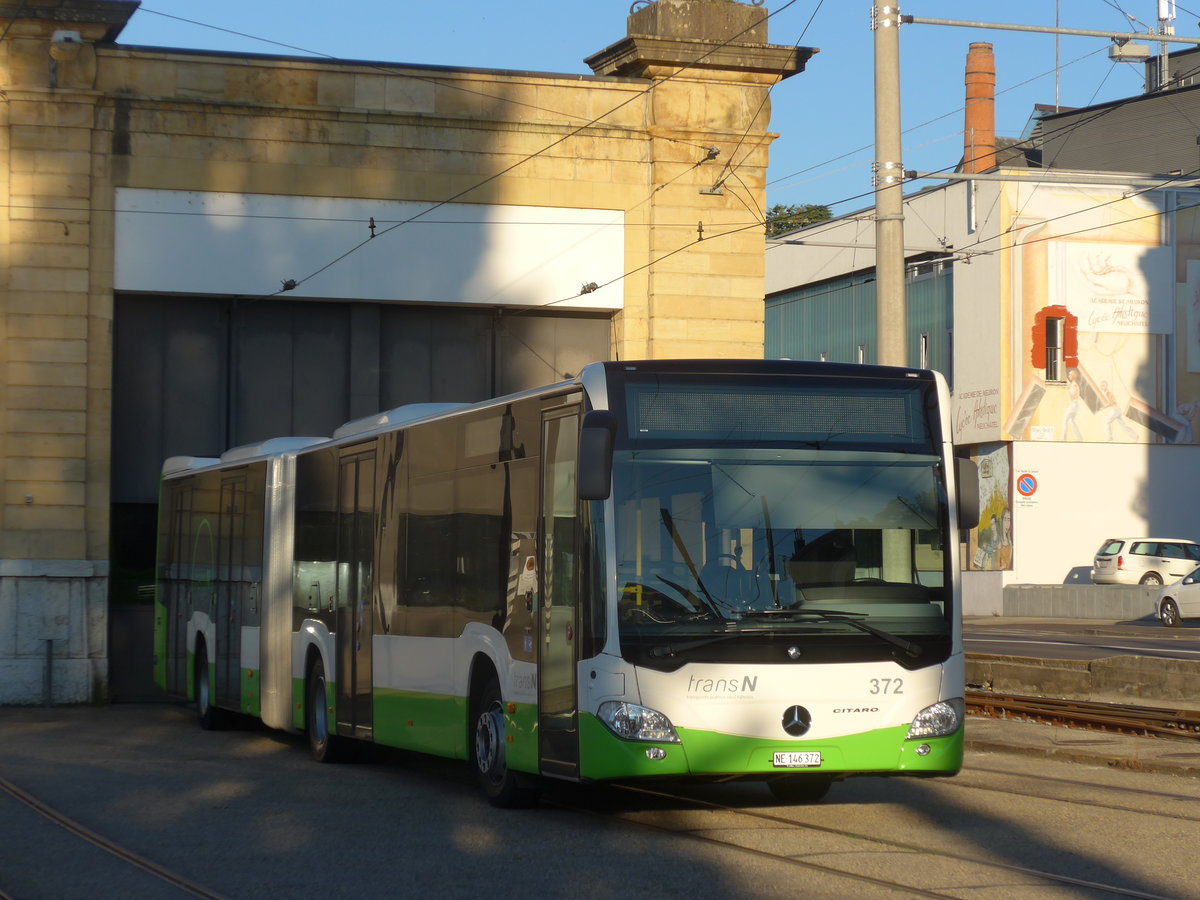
872,6,913,584
1159,0,1176,89
873,5,906,368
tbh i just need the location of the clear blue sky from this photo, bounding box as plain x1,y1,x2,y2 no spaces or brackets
117,1,1192,215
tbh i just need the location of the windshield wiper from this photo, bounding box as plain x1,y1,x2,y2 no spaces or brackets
658,508,726,617
645,610,924,663
655,576,726,622
738,608,923,659
647,632,748,658
761,496,781,608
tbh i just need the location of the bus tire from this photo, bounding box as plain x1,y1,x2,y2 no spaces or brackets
306,657,341,763
471,675,538,808
195,641,225,730
767,775,833,804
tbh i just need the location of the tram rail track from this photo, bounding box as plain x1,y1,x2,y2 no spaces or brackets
966,690,1200,739
565,780,1180,899
2,699,1196,900
8,752,1174,900
568,695,1200,898
0,771,228,900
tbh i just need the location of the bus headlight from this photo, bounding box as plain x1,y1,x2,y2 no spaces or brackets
906,698,964,740
597,701,681,743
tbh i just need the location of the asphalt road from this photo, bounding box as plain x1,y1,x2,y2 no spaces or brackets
3,704,1200,900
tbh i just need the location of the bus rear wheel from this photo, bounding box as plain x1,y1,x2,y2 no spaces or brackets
767,775,833,804
471,675,538,808
307,657,341,763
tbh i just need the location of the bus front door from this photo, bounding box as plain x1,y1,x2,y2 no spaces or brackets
538,407,580,779
335,449,376,740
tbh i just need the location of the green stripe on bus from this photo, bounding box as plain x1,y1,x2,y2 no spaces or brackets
152,592,167,690
186,649,196,701
577,714,963,780
240,669,261,717
292,677,304,730
373,690,469,759
367,691,540,774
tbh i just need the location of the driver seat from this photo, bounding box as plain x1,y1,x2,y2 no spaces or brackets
700,558,755,606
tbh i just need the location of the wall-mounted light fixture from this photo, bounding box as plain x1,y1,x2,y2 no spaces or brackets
48,30,84,88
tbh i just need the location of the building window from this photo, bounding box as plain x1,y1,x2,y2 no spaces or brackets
1045,317,1065,383
919,333,930,369
946,329,953,390
1030,305,1077,383
856,344,866,364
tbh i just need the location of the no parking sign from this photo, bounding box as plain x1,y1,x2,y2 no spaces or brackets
1015,471,1039,507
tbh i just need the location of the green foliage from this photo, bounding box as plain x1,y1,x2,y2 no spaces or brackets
765,203,832,237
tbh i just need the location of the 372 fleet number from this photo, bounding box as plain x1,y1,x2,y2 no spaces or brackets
868,678,903,695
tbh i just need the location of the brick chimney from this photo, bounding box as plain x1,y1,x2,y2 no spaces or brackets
964,42,997,173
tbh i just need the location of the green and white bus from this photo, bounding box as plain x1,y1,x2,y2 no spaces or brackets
154,359,978,806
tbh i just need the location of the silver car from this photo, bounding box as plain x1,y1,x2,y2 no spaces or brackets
1156,566,1200,627
1092,538,1200,586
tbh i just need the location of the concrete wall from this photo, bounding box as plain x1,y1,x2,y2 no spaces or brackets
1000,583,1159,620
0,560,108,704
967,652,1200,707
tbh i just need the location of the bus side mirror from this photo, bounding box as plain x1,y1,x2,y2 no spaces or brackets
955,457,980,530
578,410,616,501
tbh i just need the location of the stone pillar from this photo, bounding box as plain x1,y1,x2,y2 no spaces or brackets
586,0,814,361
0,0,136,702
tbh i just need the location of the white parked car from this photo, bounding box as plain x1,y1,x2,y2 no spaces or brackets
1156,566,1200,627
1092,538,1200,586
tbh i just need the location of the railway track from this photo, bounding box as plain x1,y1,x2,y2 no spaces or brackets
561,777,1182,899
5,754,1176,900
3,701,1196,900
0,770,228,900
967,690,1200,739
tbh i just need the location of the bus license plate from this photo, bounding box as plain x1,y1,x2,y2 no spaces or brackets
773,751,822,768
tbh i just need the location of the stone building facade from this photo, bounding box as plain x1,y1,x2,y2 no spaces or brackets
0,0,810,701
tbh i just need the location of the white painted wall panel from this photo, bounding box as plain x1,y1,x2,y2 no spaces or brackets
115,189,624,310
1010,441,1200,586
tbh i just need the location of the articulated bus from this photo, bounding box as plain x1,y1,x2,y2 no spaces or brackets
154,359,979,806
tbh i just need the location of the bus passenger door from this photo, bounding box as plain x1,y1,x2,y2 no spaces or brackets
216,475,247,710
168,485,192,694
538,407,580,779
336,449,376,740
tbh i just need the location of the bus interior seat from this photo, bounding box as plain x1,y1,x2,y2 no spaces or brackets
786,557,855,586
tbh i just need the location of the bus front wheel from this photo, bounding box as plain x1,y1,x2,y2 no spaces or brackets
471,675,538,808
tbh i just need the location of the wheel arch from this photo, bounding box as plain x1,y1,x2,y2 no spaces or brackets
466,652,501,745
302,643,330,730
294,620,335,732
187,610,215,700
468,652,500,705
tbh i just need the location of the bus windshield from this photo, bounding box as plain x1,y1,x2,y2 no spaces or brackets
611,447,952,670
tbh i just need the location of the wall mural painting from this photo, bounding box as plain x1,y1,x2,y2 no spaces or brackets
968,443,1012,571
1003,188,1200,446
